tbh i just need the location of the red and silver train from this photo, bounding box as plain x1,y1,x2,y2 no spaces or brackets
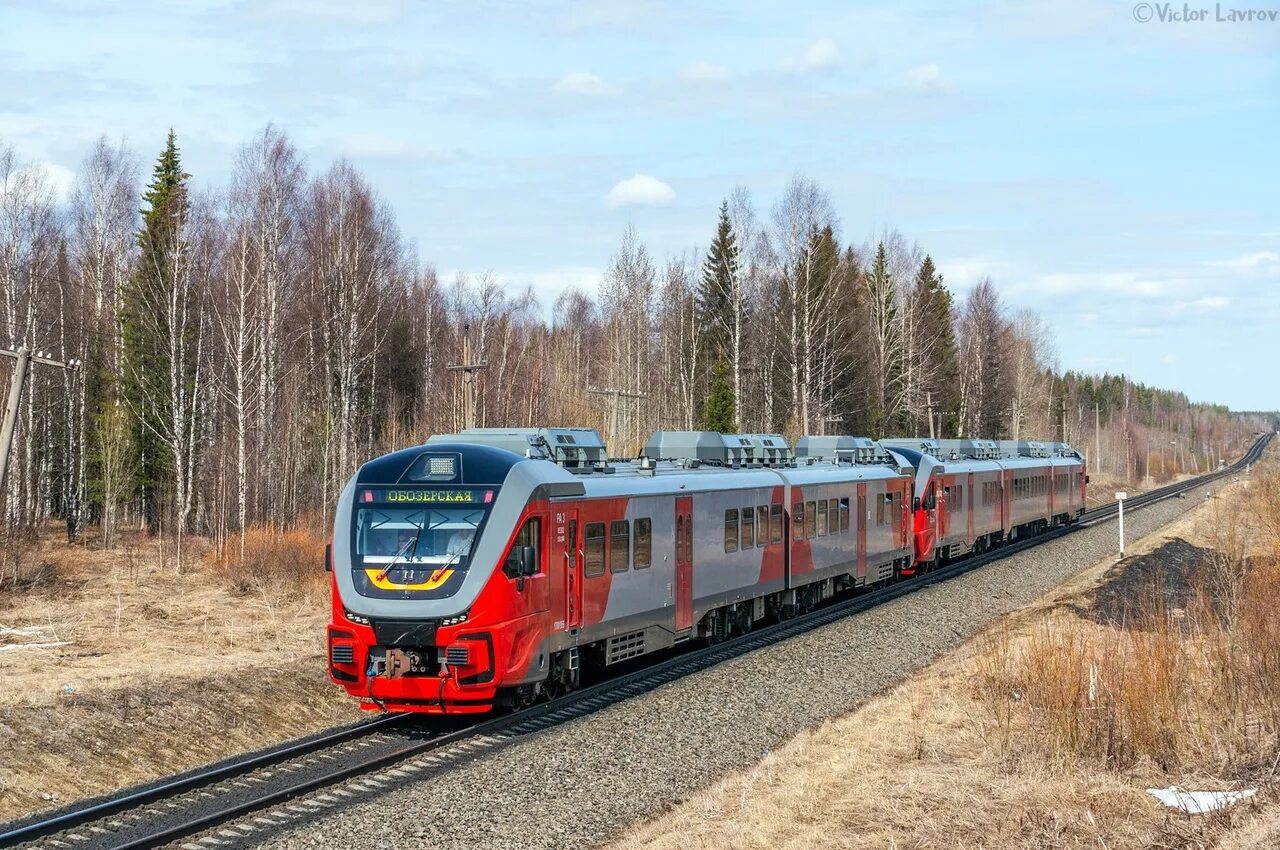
326,428,1086,714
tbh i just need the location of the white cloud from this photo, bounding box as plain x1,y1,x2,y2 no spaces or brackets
934,253,1013,292
906,63,952,94
338,133,455,160
789,38,839,73
1160,353,1178,364
553,72,617,96
1031,271,1178,298
1204,250,1280,277
0,160,75,203
42,162,75,201
271,0,402,23
680,61,730,82
606,174,675,208
1078,312,1099,324
1170,295,1229,314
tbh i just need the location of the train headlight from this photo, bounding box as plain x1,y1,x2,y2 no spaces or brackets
344,608,371,625
441,610,470,626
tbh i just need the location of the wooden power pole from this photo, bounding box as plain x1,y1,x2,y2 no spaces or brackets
1,347,82,498
447,324,487,431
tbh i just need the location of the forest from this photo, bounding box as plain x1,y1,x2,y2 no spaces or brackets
0,127,1267,574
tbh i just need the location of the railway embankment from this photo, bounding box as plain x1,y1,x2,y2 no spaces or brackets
252,454,1268,850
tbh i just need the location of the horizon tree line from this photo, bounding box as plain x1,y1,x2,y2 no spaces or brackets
0,127,1266,575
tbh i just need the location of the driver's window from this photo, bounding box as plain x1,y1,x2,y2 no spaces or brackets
504,517,541,579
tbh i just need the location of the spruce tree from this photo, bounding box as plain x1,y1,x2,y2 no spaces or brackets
697,200,737,358
866,242,897,438
701,355,737,433
121,130,189,533
913,255,961,435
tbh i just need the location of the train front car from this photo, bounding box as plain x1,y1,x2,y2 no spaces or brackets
326,434,585,714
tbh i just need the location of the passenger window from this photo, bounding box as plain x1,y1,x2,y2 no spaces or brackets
828,499,838,534
817,499,828,536
792,502,805,541
757,506,769,547
741,508,755,549
584,522,606,577
676,515,684,563
724,509,739,553
839,497,850,532
888,493,899,531
805,501,816,538
610,520,630,573
504,517,541,579
770,503,783,544
634,518,651,568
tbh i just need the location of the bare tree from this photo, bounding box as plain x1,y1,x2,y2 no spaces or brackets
1006,308,1057,440
956,278,1007,438
769,175,837,435
303,160,404,494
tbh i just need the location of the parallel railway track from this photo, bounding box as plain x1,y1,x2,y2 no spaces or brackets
2,432,1270,850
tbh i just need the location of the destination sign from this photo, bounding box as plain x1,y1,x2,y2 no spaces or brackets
383,489,477,504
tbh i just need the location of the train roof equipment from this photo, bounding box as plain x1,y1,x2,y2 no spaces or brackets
794,435,892,465
425,427,609,470
643,431,796,468
996,439,1051,458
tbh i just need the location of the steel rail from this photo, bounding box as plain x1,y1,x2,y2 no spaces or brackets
3,432,1269,850
0,714,414,847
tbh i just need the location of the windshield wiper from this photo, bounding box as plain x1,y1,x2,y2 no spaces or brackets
375,522,424,584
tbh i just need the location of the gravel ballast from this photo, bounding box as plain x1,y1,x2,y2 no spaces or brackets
256,482,1223,850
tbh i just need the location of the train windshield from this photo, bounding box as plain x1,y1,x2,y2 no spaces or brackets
352,487,494,577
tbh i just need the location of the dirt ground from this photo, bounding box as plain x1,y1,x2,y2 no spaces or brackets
0,530,360,822
607,471,1274,850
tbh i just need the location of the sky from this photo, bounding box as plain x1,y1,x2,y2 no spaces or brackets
1,0,1278,410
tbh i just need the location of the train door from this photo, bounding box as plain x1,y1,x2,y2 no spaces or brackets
935,478,947,543
674,496,693,632
558,509,581,631
900,481,911,551
966,472,975,547
856,483,867,582
1001,471,1012,537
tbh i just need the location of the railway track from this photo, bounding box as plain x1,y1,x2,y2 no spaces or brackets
2,432,1270,850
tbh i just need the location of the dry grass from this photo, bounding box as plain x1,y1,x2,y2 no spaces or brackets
0,522,358,821
609,452,1280,850
974,468,1280,784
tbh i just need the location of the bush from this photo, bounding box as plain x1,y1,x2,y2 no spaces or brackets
210,522,328,598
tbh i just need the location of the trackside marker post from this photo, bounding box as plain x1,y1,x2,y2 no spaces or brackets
1115,491,1127,560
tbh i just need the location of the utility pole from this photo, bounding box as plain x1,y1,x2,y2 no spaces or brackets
447,324,487,431
588,386,647,457
1,347,82,499
821,415,843,438
926,391,935,440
